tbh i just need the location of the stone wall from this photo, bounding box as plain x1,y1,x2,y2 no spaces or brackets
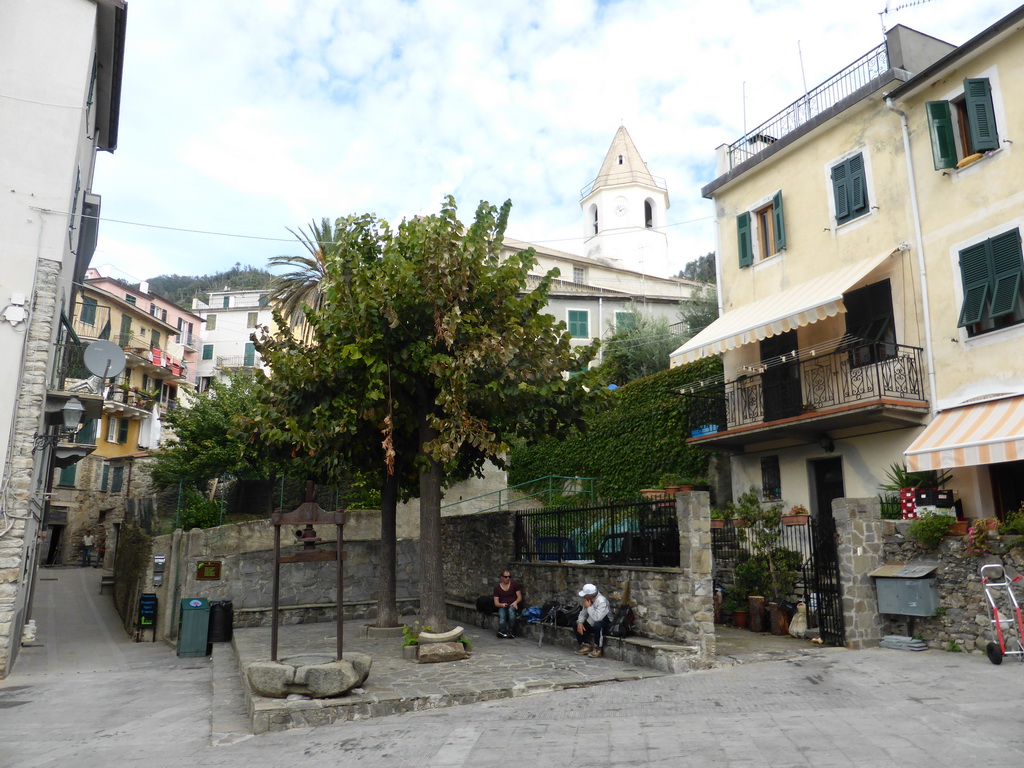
440,492,715,658
147,516,421,643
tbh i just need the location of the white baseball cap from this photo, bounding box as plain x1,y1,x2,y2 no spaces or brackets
578,583,597,597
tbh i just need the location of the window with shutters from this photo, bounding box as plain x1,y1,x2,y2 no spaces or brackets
957,229,1024,337
830,153,869,225
202,344,213,360
243,342,256,367
247,312,258,328
111,466,124,494
567,310,589,338
844,280,896,365
57,463,77,488
100,464,109,492
80,296,98,325
738,191,786,268
926,77,1000,171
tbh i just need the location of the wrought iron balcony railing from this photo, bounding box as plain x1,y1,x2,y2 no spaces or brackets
687,341,926,436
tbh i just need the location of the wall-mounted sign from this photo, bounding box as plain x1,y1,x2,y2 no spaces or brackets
196,560,222,580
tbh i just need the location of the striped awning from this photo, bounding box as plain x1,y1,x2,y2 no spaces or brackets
670,250,894,366
905,395,1024,471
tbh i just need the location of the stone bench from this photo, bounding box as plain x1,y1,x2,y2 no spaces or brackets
446,600,706,673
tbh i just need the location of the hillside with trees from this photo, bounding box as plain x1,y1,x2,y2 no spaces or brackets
136,263,273,307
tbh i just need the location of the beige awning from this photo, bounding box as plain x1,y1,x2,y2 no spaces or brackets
670,250,894,366
905,395,1024,471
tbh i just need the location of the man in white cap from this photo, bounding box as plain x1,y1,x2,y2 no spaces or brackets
574,583,610,658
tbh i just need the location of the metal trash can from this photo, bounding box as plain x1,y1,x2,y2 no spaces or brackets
178,597,211,657
208,600,234,643
869,565,939,616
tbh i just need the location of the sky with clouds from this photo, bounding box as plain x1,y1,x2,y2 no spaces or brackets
90,0,1016,284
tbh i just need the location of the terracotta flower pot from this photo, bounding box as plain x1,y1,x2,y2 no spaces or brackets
783,514,809,526
710,519,725,529
733,609,749,629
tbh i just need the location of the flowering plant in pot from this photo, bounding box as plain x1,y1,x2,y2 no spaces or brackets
782,504,809,525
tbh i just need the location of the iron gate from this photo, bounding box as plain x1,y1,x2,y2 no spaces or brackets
804,515,845,646
712,515,845,646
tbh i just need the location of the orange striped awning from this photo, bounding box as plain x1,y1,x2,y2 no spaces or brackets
904,395,1024,471
670,250,894,366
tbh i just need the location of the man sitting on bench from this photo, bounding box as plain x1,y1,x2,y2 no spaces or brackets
574,583,610,658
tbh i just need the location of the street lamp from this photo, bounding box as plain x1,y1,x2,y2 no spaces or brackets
32,397,85,453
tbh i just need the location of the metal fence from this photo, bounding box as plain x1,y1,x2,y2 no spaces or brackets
514,498,679,567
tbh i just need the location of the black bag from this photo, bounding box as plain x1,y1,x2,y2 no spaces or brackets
476,595,496,614
541,602,579,627
607,605,635,638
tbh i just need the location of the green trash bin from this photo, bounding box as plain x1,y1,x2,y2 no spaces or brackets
178,597,211,657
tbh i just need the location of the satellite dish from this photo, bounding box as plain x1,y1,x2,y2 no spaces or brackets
83,340,126,379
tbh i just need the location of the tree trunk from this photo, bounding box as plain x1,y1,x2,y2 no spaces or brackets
417,411,448,631
374,468,400,627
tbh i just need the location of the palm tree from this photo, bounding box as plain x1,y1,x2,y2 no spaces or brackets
266,218,337,339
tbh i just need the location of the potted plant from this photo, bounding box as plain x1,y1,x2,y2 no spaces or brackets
782,504,810,526
710,508,728,529
658,472,685,494
724,593,749,629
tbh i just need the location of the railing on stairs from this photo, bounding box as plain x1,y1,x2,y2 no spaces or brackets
440,475,597,515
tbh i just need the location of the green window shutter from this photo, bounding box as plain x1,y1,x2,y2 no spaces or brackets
243,342,256,367
567,310,589,338
101,464,109,492
989,229,1023,319
737,212,753,267
926,101,957,170
75,418,97,444
58,463,77,488
111,466,124,493
202,344,214,360
117,417,129,444
80,297,98,325
772,191,786,251
957,242,992,327
964,78,999,152
831,162,849,222
848,154,867,214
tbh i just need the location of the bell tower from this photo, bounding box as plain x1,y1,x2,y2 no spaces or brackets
580,126,670,276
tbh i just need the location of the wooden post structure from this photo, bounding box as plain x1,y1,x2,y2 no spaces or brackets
270,482,346,661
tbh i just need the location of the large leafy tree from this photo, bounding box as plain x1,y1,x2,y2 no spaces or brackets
247,196,598,630
150,371,273,491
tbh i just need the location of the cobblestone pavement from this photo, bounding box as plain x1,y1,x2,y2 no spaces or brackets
5,566,1024,767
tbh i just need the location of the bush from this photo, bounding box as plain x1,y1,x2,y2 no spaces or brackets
906,513,955,548
178,487,223,530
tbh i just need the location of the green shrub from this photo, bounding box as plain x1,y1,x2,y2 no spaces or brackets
178,487,222,530
906,513,955,548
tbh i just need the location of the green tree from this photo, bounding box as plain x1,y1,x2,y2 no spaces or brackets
248,196,598,630
678,282,719,339
594,304,683,386
677,251,716,283
149,371,274,491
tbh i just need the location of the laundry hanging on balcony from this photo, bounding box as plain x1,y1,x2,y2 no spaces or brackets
670,249,894,366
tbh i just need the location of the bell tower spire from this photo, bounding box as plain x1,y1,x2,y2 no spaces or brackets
580,126,671,276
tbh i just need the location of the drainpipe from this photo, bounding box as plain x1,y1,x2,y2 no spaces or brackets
886,97,938,416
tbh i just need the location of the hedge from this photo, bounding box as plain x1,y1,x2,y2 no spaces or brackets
508,357,723,499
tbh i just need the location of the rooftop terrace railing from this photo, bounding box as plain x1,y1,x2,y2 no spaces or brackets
727,41,889,170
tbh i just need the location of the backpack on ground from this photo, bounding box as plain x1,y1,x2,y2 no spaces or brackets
607,604,635,638
541,601,579,627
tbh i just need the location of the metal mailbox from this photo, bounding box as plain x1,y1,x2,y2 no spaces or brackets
870,564,939,617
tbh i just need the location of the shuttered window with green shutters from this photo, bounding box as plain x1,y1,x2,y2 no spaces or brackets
957,229,1024,334
926,77,999,169
737,212,752,268
831,153,868,225
772,190,786,252
567,310,589,338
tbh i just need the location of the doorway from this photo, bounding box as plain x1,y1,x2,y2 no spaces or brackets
810,457,845,519
44,524,65,565
990,460,1024,521
761,331,802,421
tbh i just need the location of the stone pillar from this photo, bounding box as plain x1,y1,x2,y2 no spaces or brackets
832,497,886,649
677,490,715,660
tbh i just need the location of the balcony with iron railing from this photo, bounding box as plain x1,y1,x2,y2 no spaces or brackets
216,355,258,369
686,340,929,449
725,42,890,172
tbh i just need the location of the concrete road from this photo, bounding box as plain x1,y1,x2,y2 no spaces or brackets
3,566,1024,767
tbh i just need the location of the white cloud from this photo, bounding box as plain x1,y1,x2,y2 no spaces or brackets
92,0,1016,281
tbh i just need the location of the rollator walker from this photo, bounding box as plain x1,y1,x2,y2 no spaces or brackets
979,563,1024,665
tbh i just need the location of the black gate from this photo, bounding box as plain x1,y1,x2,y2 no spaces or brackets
805,515,845,646
712,515,845,647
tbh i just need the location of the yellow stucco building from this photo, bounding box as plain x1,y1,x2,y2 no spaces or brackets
672,9,1024,521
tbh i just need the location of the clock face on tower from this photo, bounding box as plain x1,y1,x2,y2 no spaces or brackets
613,197,628,217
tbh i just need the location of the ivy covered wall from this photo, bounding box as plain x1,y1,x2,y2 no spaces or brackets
509,358,723,499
